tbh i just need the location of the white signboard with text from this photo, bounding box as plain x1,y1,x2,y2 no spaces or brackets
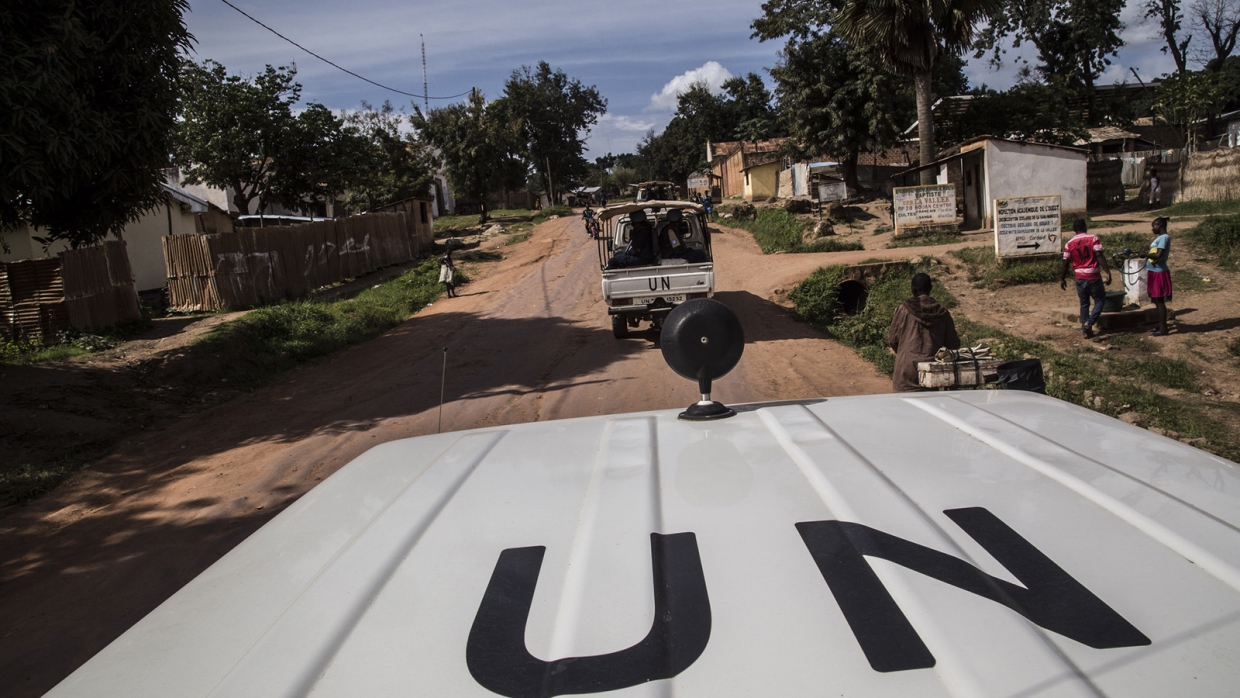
994,195,1061,258
817,180,848,203
893,184,956,230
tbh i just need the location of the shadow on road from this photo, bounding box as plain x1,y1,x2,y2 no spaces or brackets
0,308,645,698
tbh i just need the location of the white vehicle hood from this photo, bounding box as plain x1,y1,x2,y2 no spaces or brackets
48,391,1240,697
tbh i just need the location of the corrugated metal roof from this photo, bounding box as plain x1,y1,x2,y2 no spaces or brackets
48,391,1240,697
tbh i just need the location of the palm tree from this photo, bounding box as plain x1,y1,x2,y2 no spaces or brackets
833,0,1001,184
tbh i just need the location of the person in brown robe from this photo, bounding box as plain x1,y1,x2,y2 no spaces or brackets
886,273,960,392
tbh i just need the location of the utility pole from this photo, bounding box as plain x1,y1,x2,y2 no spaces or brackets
421,34,429,113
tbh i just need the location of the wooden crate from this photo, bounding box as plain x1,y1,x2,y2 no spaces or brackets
917,358,1002,389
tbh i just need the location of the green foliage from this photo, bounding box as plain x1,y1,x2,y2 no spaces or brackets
1229,336,1240,359
1155,71,1228,147
1185,213,1240,268
0,0,191,247
0,319,151,366
499,62,607,200
192,258,450,388
506,232,532,245
939,82,1089,146
176,60,357,216
635,74,781,184
414,90,512,224
769,34,904,188
342,101,435,213
951,246,1060,288
727,208,863,254
790,262,956,376
977,0,1127,122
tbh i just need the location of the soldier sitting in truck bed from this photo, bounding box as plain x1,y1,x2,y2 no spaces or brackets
605,210,658,269
658,209,707,263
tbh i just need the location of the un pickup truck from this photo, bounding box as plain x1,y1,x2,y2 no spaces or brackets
597,201,714,338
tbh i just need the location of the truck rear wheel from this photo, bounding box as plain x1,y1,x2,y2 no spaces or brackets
612,315,629,338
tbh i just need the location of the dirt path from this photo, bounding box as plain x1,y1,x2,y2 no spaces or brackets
0,214,892,697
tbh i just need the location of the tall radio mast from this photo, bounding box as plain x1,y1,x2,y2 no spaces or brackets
421,34,429,112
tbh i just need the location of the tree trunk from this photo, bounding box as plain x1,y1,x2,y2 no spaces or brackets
1084,71,1097,126
842,151,861,192
479,202,488,225
915,69,936,186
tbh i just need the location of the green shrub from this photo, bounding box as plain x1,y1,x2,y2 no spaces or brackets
1229,336,1240,359
729,208,863,254
789,262,954,375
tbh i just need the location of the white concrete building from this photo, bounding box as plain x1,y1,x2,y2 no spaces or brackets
896,136,1088,230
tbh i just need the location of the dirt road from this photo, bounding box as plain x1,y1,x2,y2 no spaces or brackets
0,214,899,696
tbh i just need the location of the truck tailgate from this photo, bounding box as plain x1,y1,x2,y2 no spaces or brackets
602,263,713,299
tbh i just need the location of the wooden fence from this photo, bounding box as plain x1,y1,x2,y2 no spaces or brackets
1086,159,1124,210
163,211,431,311
0,241,141,341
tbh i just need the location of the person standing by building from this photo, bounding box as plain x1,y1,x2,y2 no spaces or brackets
439,251,457,298
886,273,960,392
1148,170,1162,208
1059,218,1112,339
1147,217,1173,335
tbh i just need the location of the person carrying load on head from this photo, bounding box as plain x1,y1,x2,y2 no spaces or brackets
605,209,658,269
1059,218,1112,339
886,273,960,392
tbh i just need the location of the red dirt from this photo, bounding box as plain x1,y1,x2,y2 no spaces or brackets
0,214,897,696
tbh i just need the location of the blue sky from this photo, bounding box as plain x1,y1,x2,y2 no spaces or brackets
184,1,1179,158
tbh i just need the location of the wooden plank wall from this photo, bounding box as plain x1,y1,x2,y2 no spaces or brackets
164,212,423,312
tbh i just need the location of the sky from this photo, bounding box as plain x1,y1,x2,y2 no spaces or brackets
183,0,1183,158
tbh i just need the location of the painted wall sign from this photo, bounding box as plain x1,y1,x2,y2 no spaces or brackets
893,184,956,229
817,180,848,203
994,194,1061,258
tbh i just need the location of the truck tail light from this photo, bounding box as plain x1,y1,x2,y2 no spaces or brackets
614,297,632,306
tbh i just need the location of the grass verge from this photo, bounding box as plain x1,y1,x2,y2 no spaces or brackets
1184,214,1240,270
506,232,532,245
1145,200,1240,218
950,246,1060,289
0,318,154,366
886,230,962,249
726,208,864,254
788,264,1237,461
191,257,458,389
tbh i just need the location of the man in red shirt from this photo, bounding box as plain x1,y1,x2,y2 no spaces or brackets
1059,218,1113,338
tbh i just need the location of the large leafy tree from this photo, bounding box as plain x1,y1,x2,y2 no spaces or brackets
771,34,904,189
341,101,434,213
176,60,356,216
977,0,1126,125
754,0,1000,184
413,89,512,224
499,62,607,202
1,0,191,248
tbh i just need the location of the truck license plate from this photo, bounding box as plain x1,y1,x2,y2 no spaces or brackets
635,295,685,305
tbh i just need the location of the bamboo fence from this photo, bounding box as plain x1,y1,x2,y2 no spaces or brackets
1086,159,1124,210
1176,147,1240,203
164,211,432,311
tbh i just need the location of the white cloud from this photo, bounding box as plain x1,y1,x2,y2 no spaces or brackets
597,113,656,132
646,61,734,112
